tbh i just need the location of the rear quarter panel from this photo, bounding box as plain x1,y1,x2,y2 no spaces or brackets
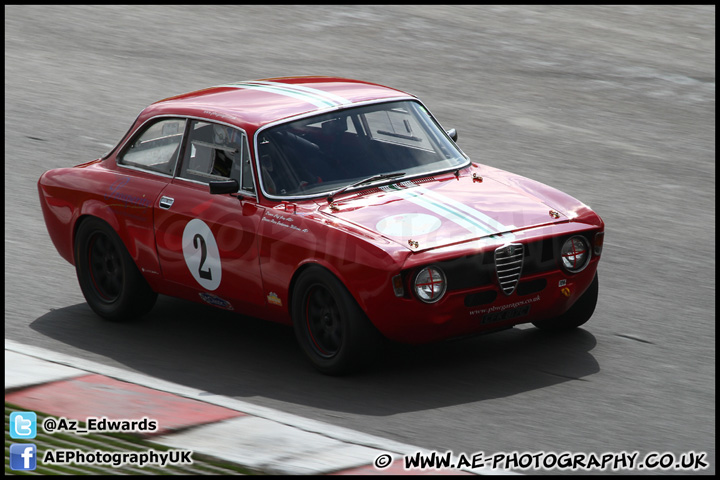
37,161,168,289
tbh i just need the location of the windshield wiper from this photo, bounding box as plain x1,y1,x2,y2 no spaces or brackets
327,172,406,204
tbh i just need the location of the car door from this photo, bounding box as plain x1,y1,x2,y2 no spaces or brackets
112,117,188,280
153,119,266,310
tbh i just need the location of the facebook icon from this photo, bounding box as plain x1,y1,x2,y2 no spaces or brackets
10,444,37,471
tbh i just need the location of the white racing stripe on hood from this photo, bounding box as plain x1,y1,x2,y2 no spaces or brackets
380,184,517,242
413,185,517,232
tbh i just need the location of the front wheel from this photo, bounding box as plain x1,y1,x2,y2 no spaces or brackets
533,272,599,330
292,266,381,375
74,217,157,321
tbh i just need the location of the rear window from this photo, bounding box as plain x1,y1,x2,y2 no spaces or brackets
118,118,185,176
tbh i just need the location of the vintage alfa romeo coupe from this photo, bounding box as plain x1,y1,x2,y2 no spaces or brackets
38,77,604,374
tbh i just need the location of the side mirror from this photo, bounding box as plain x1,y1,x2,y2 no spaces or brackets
446,128,458,142
209,179,240,195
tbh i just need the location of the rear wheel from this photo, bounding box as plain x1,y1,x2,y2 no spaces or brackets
74,217,157,321
292,266,381,375
533,273,598,330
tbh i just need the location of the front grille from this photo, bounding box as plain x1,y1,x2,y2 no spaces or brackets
440,238,555,291
495,243,524,295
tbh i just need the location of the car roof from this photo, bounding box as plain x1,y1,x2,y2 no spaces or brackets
139,76,416,133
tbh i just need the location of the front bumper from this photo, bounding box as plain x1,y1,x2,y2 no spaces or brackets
365,258,599,344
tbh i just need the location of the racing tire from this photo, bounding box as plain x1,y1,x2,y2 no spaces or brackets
74,217,157,322
292,266,381,375
533,272,598,330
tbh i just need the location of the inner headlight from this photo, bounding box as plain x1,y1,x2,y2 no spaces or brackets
413,266,447,303
561,236,591,273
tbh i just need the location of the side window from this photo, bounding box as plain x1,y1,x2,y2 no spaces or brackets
179,121,254,196
118,118,185,175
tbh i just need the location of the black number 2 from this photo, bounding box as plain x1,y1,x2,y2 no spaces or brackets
193,234,213,280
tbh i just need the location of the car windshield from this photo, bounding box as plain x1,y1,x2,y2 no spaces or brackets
256,100,468,198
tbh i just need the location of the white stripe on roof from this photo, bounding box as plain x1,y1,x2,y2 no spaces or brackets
219,83,334,108
220,80,351,109
249,80,352,106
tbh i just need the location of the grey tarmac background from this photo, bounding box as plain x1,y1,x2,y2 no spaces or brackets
4,5,715,475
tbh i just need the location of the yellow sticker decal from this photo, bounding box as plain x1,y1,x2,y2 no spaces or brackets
267,292,282,307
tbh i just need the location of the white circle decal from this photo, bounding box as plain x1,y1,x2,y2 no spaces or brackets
376,213,442,237
182,219,222,291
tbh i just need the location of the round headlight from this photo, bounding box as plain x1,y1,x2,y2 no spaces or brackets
561,236,591,273
413,266,447,303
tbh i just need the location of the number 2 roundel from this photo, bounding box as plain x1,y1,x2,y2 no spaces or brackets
182,219,221,291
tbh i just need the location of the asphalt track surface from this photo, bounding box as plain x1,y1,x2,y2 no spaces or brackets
5,5,715,475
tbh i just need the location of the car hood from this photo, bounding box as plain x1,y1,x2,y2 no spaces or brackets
318,171,570,251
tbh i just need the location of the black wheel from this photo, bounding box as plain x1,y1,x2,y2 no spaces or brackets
533,272,599,330
74,217,157,321
292,266,381,375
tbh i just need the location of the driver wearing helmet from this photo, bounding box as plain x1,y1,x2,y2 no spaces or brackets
210,124,234,178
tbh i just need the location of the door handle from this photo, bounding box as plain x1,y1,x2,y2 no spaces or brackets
159,196,175,209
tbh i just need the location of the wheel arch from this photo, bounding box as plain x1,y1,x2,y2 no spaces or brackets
288,260,383,374
72,205,162,290
259,218,409,327
287,261,351,317
73,214,158,321
73,204,122,264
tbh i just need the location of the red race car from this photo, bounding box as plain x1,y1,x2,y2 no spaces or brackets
38,76,604,374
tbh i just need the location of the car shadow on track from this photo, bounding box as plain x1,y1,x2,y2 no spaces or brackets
30,295,599,416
